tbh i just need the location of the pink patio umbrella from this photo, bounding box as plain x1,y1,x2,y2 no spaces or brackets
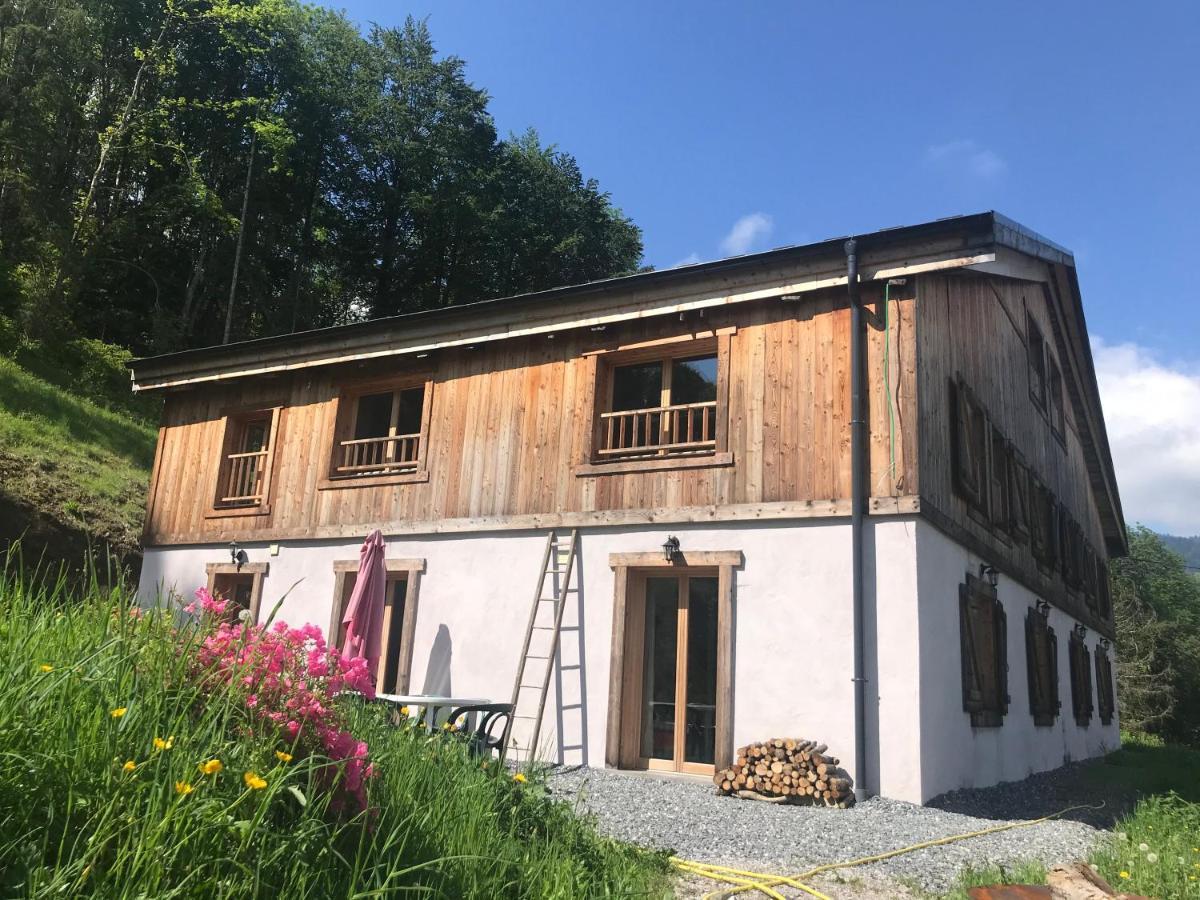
341,529,386,681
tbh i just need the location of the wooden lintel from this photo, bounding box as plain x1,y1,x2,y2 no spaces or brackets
607,550,744,569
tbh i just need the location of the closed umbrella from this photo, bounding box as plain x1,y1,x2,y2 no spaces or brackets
341,529,386,679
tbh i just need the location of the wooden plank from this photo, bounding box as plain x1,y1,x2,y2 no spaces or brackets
604,566,629,768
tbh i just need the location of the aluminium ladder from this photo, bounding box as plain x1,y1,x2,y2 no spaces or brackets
500,529,579,765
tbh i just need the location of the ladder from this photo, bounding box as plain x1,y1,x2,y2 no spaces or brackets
500,529,579,765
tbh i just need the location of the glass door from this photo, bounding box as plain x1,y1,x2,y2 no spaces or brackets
637,572,720,774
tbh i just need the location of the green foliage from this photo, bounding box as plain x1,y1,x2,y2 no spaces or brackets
0,356,155,558
1111,527,1200,744
0,567,671,897
939,861,1049,899
1092,794,1200,898
0,1,643,356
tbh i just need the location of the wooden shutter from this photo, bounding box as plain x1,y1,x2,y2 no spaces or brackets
1008,453,1031,543
988,429,1010,532
951,378,986,510
1030,481,1058,569
1096,558,1112,621
1025,607,1059,726
1069,631,1093,727
959,574,1007,727
1095,648,1115,725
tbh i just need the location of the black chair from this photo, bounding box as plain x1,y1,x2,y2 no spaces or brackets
446,703,513,758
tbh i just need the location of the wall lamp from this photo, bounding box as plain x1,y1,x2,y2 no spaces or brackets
662,535,681,563
979,563,999,589
1073,623,1088,640
1100,637,1111,651
1036,599,1051,618
229,541,248,571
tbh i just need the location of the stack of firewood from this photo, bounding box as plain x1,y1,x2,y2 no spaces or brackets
712,738,855,808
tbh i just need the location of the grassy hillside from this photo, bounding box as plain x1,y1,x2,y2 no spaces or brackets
0,356,155,570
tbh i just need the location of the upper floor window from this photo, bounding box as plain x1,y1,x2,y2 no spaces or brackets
327,379,432,484
1048,359,1066,443
1027,308,1066,446
1027,313,1048,411
213,406,281,512
597,351,720,460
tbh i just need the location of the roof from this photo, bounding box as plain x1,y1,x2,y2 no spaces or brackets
127,210,1125,554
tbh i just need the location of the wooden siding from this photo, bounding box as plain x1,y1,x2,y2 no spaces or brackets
144,288,918,544
916,270,1113,635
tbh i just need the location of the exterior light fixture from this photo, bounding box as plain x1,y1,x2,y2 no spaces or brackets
1036,599,1051,618
1073,624,1088,639
1100,637,1111,651
979,563,999,589
229,541,248,571
662,536,681,563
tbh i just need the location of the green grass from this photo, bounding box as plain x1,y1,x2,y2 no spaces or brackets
0,356,155,556
935,861,1048,899
0,567,671,898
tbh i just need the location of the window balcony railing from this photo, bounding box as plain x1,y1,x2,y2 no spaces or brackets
221,450,269,505
598,400,717,458
337,433,421,475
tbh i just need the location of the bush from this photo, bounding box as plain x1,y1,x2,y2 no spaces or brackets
0,566,670,898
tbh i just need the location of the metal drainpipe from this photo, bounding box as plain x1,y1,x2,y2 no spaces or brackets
845,238,869,802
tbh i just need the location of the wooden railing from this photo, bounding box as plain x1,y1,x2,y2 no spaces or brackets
337,433,421,475
221,450,269,504
598,400,717,458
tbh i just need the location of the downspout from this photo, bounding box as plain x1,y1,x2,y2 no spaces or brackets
845,238,869,802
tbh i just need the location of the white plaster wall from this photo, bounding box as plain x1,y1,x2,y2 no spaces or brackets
140,519,931,798
914,520,1120,802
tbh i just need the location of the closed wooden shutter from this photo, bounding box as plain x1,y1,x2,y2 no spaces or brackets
951,378,987,511
988,429,1010,531
1096,559,1112,622
1095,648,1115,725
1008,453,1031,543
1069,631,1093,727
1025,607,1060,726
1030,481,1058,570
959,574,1008,728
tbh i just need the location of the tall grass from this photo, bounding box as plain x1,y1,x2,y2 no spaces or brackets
0,565,670,898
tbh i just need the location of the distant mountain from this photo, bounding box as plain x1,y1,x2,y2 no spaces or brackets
1159,533,1200,570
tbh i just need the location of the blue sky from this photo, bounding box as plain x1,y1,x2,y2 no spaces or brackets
338,0,1200,533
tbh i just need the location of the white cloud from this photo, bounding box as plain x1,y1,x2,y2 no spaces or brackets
720,212,773,256
926,139,1006,178
1093,338,1200,534
671,252,701,268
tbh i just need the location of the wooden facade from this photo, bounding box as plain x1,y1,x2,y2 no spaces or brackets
143,285,918,545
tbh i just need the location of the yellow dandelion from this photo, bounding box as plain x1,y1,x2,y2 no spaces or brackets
274,750,293,764
122,760,136,772
198,759,223,776
153,735,174,751
1118,871,1130,880
110,707,127,718
442,721,457,732
399,706,409,716
39,664,53,673
513,772,527,784
174,781,194,795
243,771,267,790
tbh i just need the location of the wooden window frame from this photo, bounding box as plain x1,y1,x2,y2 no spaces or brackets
319,376,434,490
577,333,733,476
1006,449,1032,544
1024,606,1060,727
1048,356,1066,447
328,558,424,694
1069,628,1094,727
950,376,988,515
1026,311,1048,413
1029,479,1059,572
1096,557,1112,622
205,561,269,624
959,572,1009,728
208,404,284,518
986,427,1011,539
605,550,741,774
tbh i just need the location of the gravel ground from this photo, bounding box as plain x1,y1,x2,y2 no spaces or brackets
546,766,1115,895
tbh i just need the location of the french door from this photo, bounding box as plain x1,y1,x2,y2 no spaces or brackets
634,571,720,774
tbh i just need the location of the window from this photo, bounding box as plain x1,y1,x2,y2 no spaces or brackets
205,562,269,624
1024,606,1059,726
1048,358,1066,442
328,379,432,484
595,349,722,462
1095,644,1115,726
950,377,988,511
959,573,1009,728
213,407,280,511
987,429,1011,533
1068,628,1093,727
1029,480,1059,570
1007,452,1032,544
1096,558,1112,622
329,559,423,694
1027,313,1047,410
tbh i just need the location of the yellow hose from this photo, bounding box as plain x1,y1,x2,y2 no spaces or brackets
670,802,1101,899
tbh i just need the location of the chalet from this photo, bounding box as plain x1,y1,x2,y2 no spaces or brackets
130,211,1124,804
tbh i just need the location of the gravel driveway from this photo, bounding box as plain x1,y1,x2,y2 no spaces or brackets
546,765,1121,895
